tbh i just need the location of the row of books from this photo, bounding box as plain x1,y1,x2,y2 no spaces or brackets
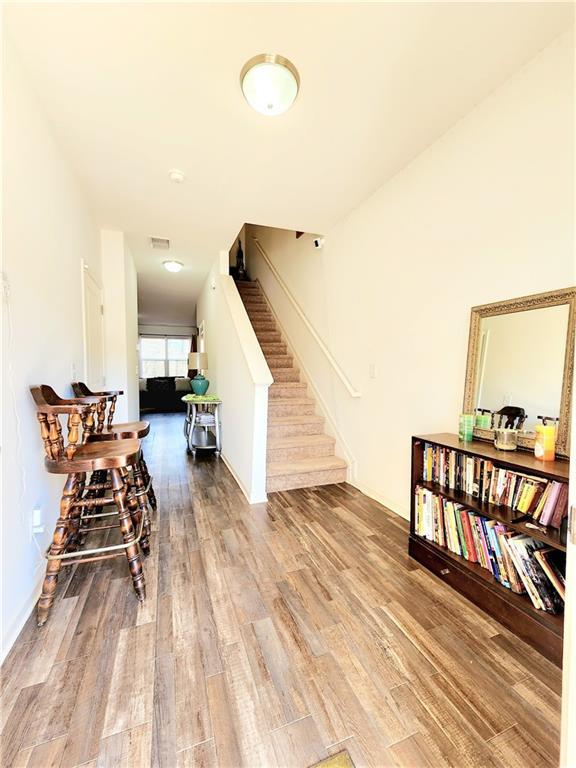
414,486,565,613
421,443,568,529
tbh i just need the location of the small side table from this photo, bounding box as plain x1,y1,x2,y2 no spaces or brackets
182,395,222,457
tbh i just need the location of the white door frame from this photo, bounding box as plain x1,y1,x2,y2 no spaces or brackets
80,259,105,386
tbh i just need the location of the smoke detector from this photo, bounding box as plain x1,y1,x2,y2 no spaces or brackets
168,169,186,183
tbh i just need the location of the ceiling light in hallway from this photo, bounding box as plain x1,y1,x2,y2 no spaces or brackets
163,260,183,273
240,54,299,116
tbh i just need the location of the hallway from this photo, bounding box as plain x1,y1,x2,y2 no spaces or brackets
0,414,562,768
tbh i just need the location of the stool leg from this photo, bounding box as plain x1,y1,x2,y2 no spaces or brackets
67,472,86,551
139,451,157,511
132,460,151,555
77,472,92,546
37,473,77,626
110,468,146,602
120,466,150,557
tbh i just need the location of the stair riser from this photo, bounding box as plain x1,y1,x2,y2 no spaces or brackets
247,310,273,319
238,288,262,296
268,422,323,438
243,306,268,313
252,323,277,332
271,369,300,382
268,402,315,417
267,468,347,493
265,356,293,368
269,384,308,399
261,344,288,356
256,332,282,343
267,443,335,462
250,316,275,325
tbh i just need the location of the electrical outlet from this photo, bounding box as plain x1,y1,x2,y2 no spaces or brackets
32,508,44,536
369,363,376,379
71,361,77,380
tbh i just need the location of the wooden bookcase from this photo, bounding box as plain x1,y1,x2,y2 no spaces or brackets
409,433,569,666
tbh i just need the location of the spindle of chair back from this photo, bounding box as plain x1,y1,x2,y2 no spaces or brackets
30,386,99,460
72,382,122,431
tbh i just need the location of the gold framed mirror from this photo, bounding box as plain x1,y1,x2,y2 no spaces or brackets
463,287,575,459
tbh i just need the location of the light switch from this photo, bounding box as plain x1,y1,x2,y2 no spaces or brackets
32,508,44,536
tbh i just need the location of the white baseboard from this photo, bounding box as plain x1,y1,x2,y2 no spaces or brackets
220,453,267,505
350,480,410,522
1,569,43,664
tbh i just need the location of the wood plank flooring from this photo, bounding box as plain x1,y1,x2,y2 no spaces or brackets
1,413,561,767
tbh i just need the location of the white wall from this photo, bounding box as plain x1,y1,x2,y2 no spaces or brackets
247,31,574,519
196,253,272,503
100,230,139,422
1,39,100,659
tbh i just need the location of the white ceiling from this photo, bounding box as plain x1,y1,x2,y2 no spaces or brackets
5,2,573,326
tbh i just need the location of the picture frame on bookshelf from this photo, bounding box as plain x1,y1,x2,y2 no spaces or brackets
462,286,575,458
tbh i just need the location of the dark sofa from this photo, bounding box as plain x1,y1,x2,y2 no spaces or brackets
139,376,191,413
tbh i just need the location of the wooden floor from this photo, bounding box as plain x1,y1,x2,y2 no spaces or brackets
1,414,562,768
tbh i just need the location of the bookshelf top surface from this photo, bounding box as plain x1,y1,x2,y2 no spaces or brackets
414,433,569,482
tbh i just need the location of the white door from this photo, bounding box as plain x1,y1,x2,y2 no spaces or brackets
82,264,105,389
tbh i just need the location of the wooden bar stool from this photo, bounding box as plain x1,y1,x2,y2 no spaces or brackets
30,386,147,626
72,381,157,511
40,385,152,557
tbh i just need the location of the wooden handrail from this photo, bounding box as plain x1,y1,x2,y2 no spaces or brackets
251,237,361,398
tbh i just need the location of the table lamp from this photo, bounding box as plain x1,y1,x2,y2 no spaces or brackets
188,352,209,395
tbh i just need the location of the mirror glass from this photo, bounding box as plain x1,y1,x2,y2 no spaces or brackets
474,304,569,433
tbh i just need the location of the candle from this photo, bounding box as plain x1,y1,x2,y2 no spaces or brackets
459,413,475,442
475,413,492,429
534,424,556,461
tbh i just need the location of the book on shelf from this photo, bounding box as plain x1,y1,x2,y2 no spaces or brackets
414,486,566,613
421,443,568,529
534,548,566,601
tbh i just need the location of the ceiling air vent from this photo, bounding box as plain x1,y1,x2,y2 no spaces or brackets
150,236,170,250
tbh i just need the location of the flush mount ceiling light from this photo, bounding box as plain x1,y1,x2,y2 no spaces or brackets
240,54,300,116
163,260,183,273
168,169,186,183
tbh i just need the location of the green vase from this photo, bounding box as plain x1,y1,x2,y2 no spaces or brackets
191,374,209,396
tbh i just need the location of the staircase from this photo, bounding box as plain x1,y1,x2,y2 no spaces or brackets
236,280,347,493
